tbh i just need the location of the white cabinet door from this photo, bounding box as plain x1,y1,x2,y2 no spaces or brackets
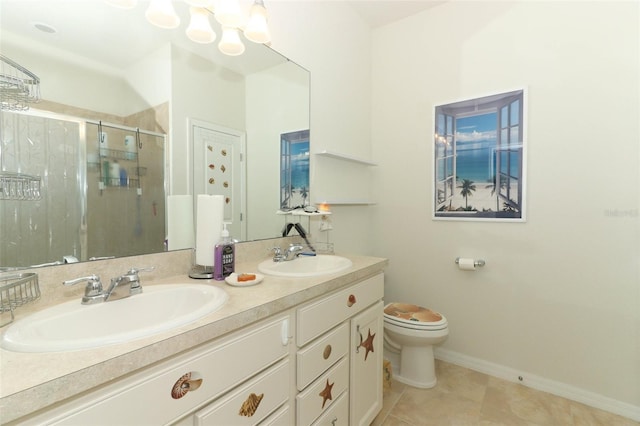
349,301,383,426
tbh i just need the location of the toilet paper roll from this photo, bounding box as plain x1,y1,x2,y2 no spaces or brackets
457,258,476,271
167,195,194,251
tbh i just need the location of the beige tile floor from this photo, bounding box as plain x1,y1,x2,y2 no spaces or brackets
373,360,640,426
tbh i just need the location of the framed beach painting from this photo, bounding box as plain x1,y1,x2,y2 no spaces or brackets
433,89,527,222
280,129,310,210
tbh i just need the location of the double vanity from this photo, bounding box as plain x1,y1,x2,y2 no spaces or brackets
0,244,387,425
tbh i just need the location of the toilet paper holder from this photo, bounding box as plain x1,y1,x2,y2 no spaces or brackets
455,258,486,267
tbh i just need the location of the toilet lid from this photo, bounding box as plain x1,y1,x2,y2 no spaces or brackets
384,303,447,329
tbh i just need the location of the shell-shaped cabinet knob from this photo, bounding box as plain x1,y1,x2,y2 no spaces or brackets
171,372,203,399
347,294,356,307
239,393,264,417
323,344,332,360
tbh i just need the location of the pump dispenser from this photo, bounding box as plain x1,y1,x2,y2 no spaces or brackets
214,222,235,280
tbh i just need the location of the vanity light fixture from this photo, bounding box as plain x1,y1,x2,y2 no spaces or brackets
215,0,244,28
108,0,271,56
244,0,270,44
106,0,137,9
218,26,245,56
145,0,181,29
186,7,216,44
184,0,214,7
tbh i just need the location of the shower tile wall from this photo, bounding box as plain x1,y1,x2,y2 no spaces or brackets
0,103,167,269
0,111,82,267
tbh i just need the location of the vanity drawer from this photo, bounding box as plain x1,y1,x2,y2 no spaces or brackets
297,273,384,346
311,391,348,426
194,359,290,425
296,357,349,426
29,315,291,425
260,404,291,426
297,323,349,391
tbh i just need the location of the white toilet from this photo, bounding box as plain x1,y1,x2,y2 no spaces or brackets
383,302,449,388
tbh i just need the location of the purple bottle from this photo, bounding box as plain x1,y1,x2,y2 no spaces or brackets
214,223,235,281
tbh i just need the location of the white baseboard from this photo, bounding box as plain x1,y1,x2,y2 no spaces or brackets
435,347,640,422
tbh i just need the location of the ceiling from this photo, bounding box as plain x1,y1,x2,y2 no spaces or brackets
0,0,285,76
346,0,447,28
0,0,446,76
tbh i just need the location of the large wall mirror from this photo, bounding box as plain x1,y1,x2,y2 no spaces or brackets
0,0,310,269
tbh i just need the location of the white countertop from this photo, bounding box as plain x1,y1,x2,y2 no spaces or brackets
0,254,387,423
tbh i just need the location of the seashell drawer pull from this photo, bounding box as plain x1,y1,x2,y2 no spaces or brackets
170,372,203,399
238,392,264,417
323,344,332,360
347,294,356,307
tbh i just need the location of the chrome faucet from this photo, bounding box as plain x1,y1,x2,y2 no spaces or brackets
63,267,154,305
104,267,154,302
271,244,310,262
285,244,305,260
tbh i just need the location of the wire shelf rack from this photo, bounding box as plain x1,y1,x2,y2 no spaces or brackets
0,272,40,327
0,172,42,200
0,54,41,111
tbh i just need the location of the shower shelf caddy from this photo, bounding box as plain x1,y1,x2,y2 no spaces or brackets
0,272,40,327
0,172,42,200
0,56,43,200
92,148,146,189
0,54,41,111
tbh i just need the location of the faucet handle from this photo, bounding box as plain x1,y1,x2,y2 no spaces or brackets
125,267,154,294
127,266,155,275
63,274,101,287
270,247,286,262
62,275,105,304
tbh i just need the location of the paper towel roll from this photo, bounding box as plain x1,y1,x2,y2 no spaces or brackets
195,194,224,266
457,258,476,271
167,195,194,251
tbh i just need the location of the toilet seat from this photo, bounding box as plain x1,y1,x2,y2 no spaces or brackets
384,303,447,331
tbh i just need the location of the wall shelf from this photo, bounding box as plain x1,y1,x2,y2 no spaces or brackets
314,199,376,206
315,150,378,166
277,209,332,216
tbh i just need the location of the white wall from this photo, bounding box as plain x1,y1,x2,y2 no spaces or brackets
2,34,149,117
123,44,171,116
245,61,310,240
267,1,376,255
370,0,639,418
170,45,246,195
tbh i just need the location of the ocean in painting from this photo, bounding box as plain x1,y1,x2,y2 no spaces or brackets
290,141,310,189
291,154,309,189
456,139,496,184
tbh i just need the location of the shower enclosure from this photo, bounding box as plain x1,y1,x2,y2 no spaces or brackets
0,109,166,269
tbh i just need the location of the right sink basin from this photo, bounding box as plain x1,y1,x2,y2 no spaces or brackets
258,255,353,278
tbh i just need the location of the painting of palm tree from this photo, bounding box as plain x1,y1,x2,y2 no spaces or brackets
458,179,476,209
280,130,310,210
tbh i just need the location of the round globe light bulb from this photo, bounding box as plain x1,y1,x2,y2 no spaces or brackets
218,27,245,56
186,7,216,44
145,0,180,29
215,0,243,28
244,1,270,44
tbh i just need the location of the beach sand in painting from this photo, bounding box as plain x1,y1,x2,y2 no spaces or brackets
447,185,503,212
288,188,309,208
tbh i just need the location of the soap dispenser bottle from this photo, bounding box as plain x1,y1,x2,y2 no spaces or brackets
214,223,235,280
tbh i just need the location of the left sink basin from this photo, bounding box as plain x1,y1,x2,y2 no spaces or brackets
0,284,228,353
